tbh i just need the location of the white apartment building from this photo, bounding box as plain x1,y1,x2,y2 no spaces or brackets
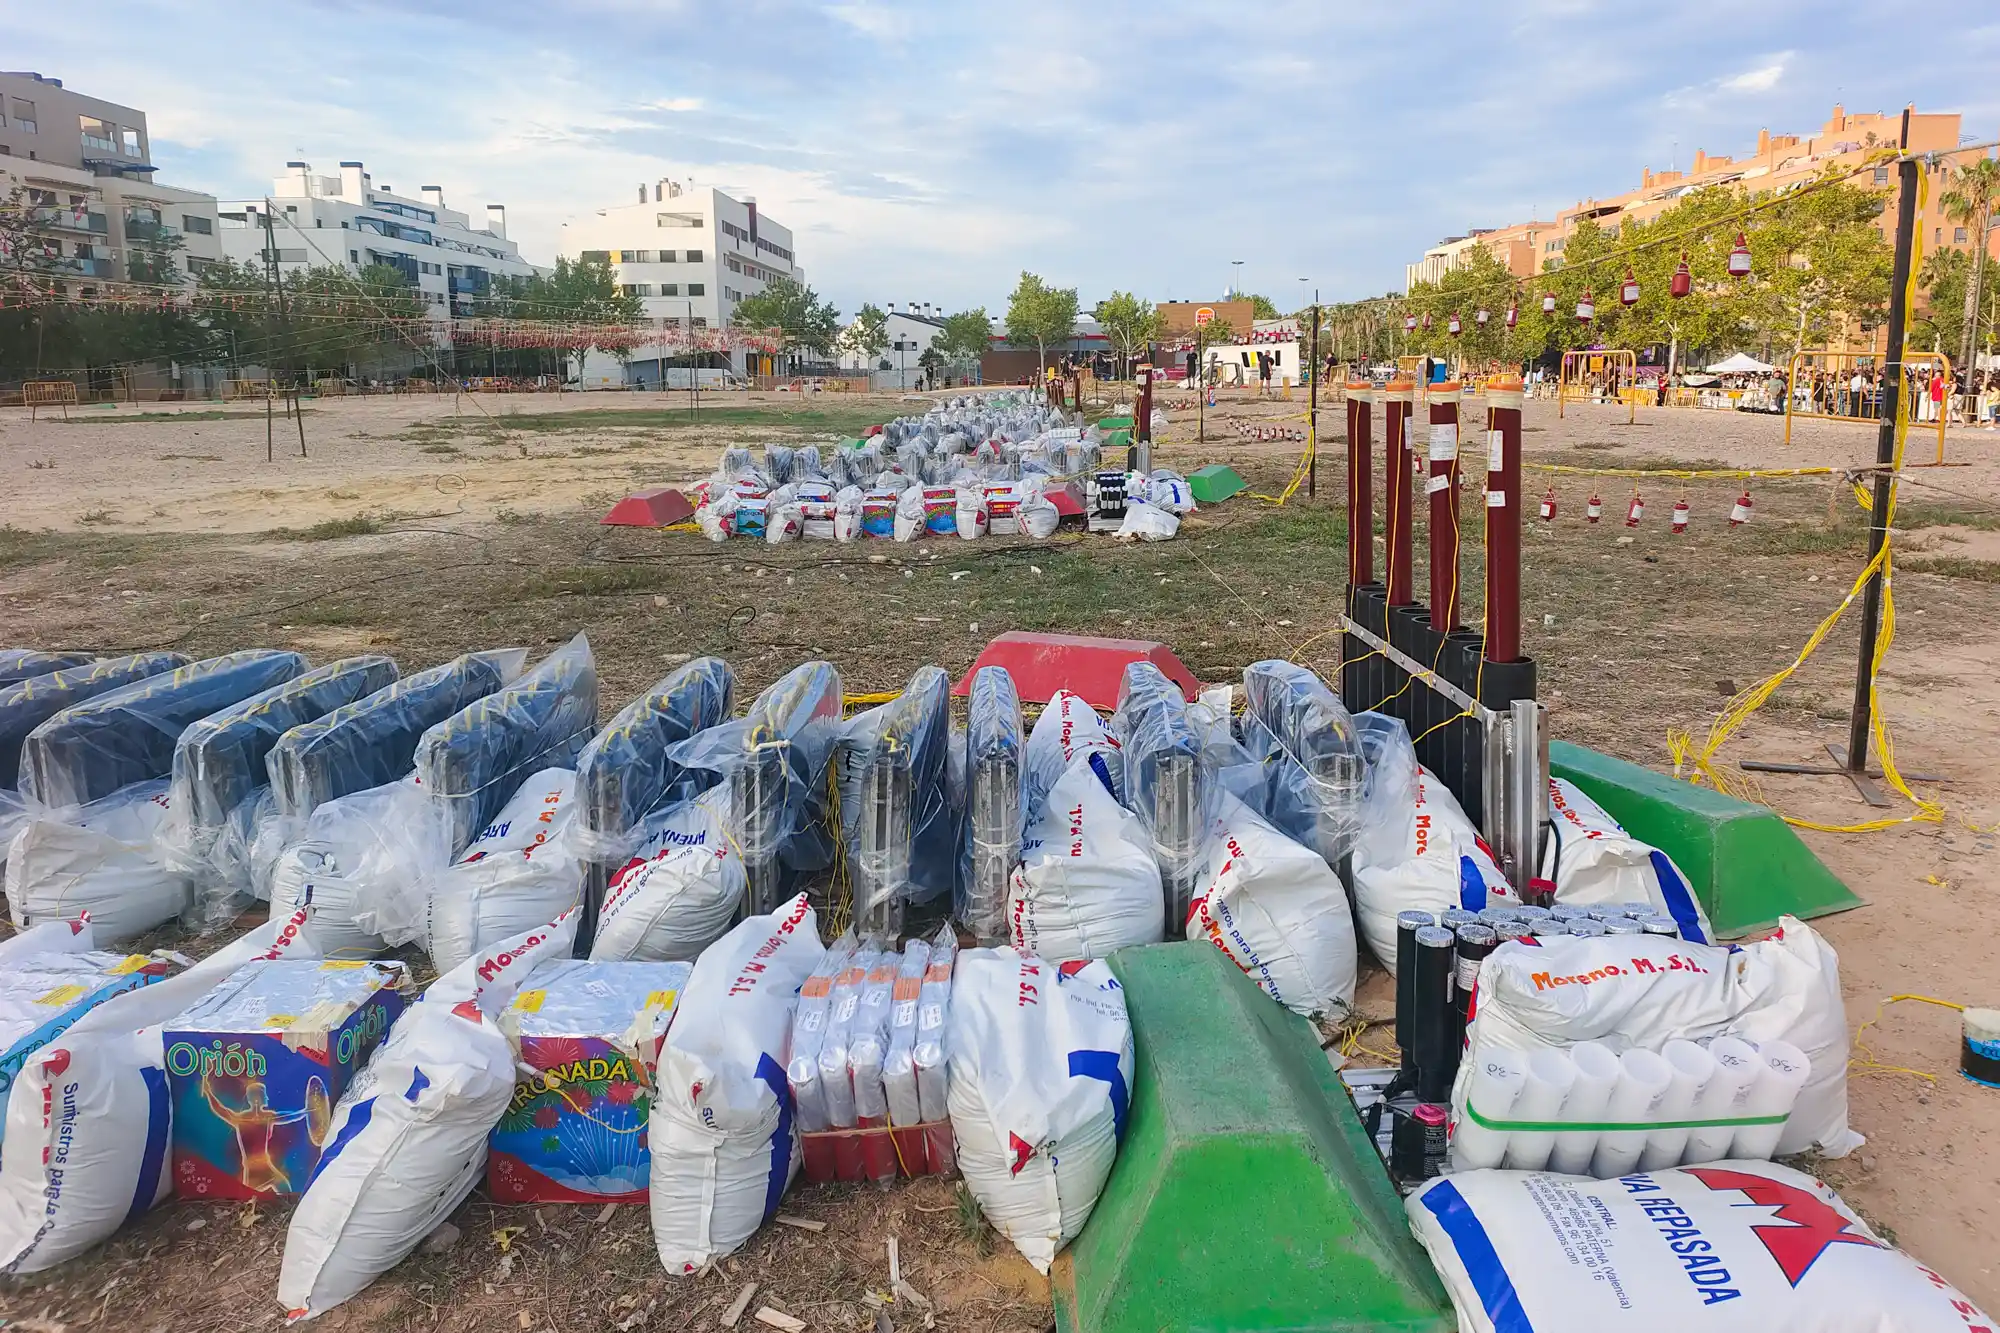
0,70,223,289
559,178,800,385
1404,232,1492,292
836,306,947,387
217,161,540,326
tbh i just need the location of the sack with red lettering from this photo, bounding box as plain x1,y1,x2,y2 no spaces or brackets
1349,741,1513,976
1022,690,1123,824
0,905,320,1273
1459,917,1858,1157
1185,794,1357,1017
1544,777,1714,944
947,948,1132,1273
650,893,825,1274
1408,1161,1991,1333
280,912,576,1320
1006,760,1164,965
424,768,586,975
589,784,743,962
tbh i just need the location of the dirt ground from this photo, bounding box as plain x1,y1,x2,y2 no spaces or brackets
2,385,1997,1328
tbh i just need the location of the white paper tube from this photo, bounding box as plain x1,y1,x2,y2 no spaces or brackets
1589,1048,1674,1179
1546,1042,1620,1175
1451,1046,1528,1171
1499,1048,1576,1171
1728,1039,1811,1161
1683,1036,1761,1165
1638,1040,1714,1171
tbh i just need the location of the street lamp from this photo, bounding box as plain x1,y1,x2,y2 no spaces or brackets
1231,260,1244,298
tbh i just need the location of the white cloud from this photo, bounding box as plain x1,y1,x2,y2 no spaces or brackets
1720,58,1788,94
640,97,704,112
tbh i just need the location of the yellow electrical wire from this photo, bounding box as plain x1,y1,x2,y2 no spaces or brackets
1849,993,1966,1083
1666,172,1944,834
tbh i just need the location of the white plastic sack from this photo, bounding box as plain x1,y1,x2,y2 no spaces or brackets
278,912,576,1320
4,780,189,946
0,906,320,1273
1007,761,1164,964
424,768,584,974
267,778,451,960
1021,498,1060,539
1409,1161,1991,1333
1458,916,1859,1158
1545,778,1715,944
1022,690,1123,824
1144,470,1197,514
893,485,927,542
1351,761,1513,976
1186,794,1357,1016
1115,501,1178,542
589,786,743,962
947,948,1131,1274
650,894,825,1274
954,488,989,540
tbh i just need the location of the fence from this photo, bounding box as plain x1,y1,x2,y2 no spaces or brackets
1557,349,1639,424
1783,350,1952,464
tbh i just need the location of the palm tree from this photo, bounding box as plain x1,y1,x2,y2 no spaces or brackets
1940,156,2000,413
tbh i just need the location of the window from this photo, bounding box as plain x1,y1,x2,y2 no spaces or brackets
580,249,610,264
120,127,141,157
691,316,707,328
688,283,705,296
660,249,677,262
686,249,703,263
350,249,360,263
80,116,117,152
622,283,653,296
12,99,36,133
620,249,653,264
661,283,679,296
1956,227,1970,244
187,255,220,273
1874,167,1890,184
657,212,703,228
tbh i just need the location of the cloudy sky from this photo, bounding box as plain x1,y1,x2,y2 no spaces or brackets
12,1,1997,316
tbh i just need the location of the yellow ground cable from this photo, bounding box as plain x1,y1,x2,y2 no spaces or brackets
1849,993,1967,1083
1667,175,1944,835
1527,464,1839,481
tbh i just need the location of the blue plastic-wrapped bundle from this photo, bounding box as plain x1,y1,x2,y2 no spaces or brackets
1,653,187,790
838,666,953,938
1111,661,1210,936
164,655,400,931
666,659,843,917
1240,661,1366,884
267,650,526,818
959,666,1023,945
19,650,308,809
414,634,599,856
0,651,96,688
572,656,735,948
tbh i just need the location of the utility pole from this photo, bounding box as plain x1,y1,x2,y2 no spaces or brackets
261,205,306,457
1308,296,1320,497
260,211,280,462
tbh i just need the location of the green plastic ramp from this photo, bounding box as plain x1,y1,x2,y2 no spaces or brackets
1550,740,1863,939
1055,942,1453,1333
1188,464,1247,504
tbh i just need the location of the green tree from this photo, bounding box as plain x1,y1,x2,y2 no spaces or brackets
937,307,993,374
1004,271,1078,381
1245,293,1281,320
730,276,839,368
1091,290,1161,379
917,345,945,385
1939,156,2000,404
839,301,889,366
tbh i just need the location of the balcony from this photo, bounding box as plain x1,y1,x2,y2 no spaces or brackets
29,205,109,235
123,216,180,244
47,256,116,278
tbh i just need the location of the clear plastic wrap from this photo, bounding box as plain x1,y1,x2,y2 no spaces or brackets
789,933,858,1146
837,666,952,937
881,938,930,1138
0,651,96,687
587,782,743,961
849,949,902,1181
912,926,955,1171
266,777,453,958
816,944,878,1178
1111,662,1210,932
960,666,1023,945
1352,711,1420,871
3,778,188,943
413,634,598,856
164,656,399,933
20,651,308,809
666,660,843,916
1023,689,1123,824
1,653,187,788
266,650,525,819
424,767,587,972
573,656,735,867
1240,661,1366,880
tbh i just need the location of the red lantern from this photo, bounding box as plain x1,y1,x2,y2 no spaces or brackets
1728,232,1752,279
1405,314,1418,333
1576,289,1595,323
1421,312,1434,331
1626,493,1644,527
1539,487,1557,521
1475,308,1489,326
1670,252,1692,299
1671,498,1690,533
1542,291,1557,314
1448,312,1463,336
1731,491,1754,526
1586,492,1603,523
1504,300,1518,329
1620,267,1640,307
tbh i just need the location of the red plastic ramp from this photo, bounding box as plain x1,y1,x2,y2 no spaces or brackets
953,632,1201,712
600,488,695,528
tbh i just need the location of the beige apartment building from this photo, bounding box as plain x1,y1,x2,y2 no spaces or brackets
0,70,223,291
1407,103,1998,292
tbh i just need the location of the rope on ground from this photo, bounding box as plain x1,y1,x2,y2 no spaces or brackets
1849,993,1966,1083
1665,172,1945,836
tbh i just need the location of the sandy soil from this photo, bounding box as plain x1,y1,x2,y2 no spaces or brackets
1,386,1997,1324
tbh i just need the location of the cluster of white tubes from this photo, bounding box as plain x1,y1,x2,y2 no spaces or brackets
1451,1036,1811,1177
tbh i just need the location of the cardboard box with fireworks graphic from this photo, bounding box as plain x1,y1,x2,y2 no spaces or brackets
487,959,688,1204
164,958,406,1200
